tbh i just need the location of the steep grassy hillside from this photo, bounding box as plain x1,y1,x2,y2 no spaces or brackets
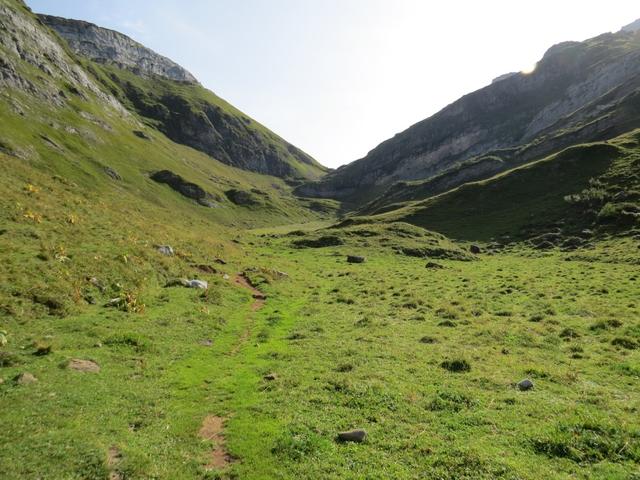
40,14,328,181
361,130,640,242
0,0,336,320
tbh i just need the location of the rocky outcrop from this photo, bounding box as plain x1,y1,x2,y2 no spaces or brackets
150,170,219,207
0,1,125,112
38,13,327,181
39,14,198,83
298,24,640,205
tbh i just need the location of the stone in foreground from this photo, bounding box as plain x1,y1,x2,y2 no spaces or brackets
347,255,365,264
517,378,534,391
337,429,367,443
157,245,174,256
14,372,38,385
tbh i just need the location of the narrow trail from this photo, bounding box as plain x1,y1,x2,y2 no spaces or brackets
233,273,266,311
199,273,268,470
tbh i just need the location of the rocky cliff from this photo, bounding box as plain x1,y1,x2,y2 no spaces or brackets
39,13,326,181
39,14,198,83
298,23,640,205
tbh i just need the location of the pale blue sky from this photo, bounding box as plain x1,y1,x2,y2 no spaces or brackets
30,1,639,168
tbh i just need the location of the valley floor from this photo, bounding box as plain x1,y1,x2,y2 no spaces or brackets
1,230,639,479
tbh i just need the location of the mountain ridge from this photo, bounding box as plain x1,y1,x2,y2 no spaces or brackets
297,24,640,206
38,11,327,181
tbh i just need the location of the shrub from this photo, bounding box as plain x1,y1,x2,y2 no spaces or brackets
441,359,471,373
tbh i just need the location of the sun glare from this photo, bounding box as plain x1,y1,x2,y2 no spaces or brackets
521,62,538,74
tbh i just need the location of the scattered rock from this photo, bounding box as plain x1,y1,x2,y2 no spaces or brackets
187,279,208,289
14,372,37,385
223,274,230,280
337,429,367,443
347,255,365,264
32,341,52,356
263,373,278,381
194,264,217,274
67,358,100,373
225,188,259,206
419,336,437,344
132,130,151,140
166,278,208,289
517,378,534,391
199,339,213,347
469,244,481,254
214,258,227,265
104,167,121,180
425,261,443,269
157,245,174,256
150,170,218,207
293,235,344,248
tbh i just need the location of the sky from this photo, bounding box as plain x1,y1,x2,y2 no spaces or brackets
30,0,640,168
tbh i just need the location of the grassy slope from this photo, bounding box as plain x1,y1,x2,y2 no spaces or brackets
83,61,327,181
1,2,639,479
364,132,640,241
1,230,639,479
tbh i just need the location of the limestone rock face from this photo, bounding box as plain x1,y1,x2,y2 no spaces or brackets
39,14,198,83
298,26,640,207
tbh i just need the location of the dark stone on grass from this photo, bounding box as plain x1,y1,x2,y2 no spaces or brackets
225,188,259,206
263,373,278,381
14,372,37,385
517,378,534,391
533,240,555,250
292,235,344,248
104,166,121,180
337,429,366,443
133,130,151,139
437,320,457,327
347,255,365,264
425,261,443,269
151,170,218,207
469,244,481,254
420,336,437,344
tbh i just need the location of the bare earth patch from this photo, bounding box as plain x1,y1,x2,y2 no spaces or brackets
67,359,100,373
107,446,122,480
199,415,234,469
233,274,266,311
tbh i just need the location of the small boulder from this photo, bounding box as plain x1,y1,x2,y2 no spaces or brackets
104,167,121,181
425,261,443,269
165,278,189,287
68,359,100,373
517,378,534,391
133,130,151,140
347,255,365,264
187,279,208,289
157,245,174,256
469,245,481,254
337,429,367,443
263,373,278,381
14,372,37,385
